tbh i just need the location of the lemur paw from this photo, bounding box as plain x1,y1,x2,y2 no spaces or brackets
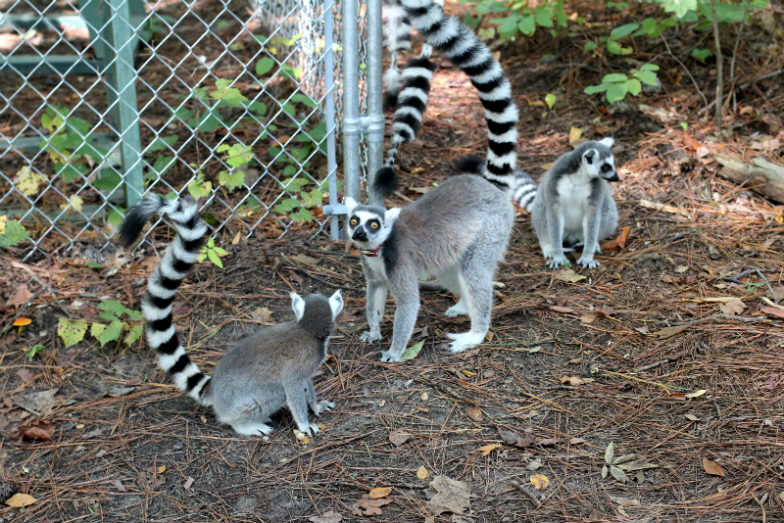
546,255,568,268
380,350,401,363
444,300,469,318
446,331,485,353
231,422,274,437
314,400,335,415
297,422,321,437
360,330,382,343
577,257,600,268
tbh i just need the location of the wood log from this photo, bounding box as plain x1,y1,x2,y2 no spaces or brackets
715,155,784,204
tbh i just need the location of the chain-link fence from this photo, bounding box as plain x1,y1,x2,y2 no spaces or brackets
0,0,382,260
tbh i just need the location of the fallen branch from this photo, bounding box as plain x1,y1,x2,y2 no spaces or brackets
715,155,784,204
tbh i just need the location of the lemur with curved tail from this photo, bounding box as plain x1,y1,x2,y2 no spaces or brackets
377,0,519,192
461,138,620,268
345,0,519,362
120,195,343,437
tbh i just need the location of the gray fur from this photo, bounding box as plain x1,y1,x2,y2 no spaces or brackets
209,290,343,437
345,175,514,362
529,138,619,268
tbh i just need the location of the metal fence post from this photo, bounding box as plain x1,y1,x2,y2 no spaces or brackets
324,0,340,240
341,0,361,202
365,0,384,206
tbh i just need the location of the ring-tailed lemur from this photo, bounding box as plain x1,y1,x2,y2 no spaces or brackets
376,0,519,192
345,5,519,362
462,138,620,268
383,0,413,109
119,195,344,437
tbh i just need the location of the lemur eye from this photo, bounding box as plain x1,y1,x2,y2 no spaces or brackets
369,221,380,230
349,216,359,227
601,164,613,173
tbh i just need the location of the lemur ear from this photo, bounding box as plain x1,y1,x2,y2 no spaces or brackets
384,207,401,223
343,197,358,213
290,291,305,321
583,149,596,164
598,137,615,148
329,290,344,319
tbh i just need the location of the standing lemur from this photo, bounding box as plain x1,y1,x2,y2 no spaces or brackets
461,138,620,268
346,0,520,362
120,195,343,437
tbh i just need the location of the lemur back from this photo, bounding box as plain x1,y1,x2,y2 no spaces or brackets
120,195,343,437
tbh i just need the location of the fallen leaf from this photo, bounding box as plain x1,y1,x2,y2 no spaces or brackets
466,406,483,422
554,268,587,283
183,477,194,490
654,325,688,338
14,388,58,415
252,307,274,323
290,254,319,266
401,340,425,361
14,166,47,197
685,389,707,399
580,312,596,324
417,466,430,480
19,420,54,442
157,465,166,474
426,476,470,517
388,429,411,447
719,299,745,315
559,375,594,386
568,126,582,146
351,494,392,516
702,457,725,477
498,429,534,448
760,306,784,319
529,474,549,490
527,458,543,470
549,305,576,314
309,511,343,523
609,465,628,483
6,285,34,308
368,487,392,499
478,443,501,456
5,493,36,508
600,225,632,251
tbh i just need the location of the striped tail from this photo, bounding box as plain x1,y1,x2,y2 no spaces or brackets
383,0,413,109
120,195,213,406
402,0,518,188
458,155,536,211
374,51,437,197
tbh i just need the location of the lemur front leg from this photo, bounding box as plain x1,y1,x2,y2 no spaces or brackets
578,203,601,268
381,279,420,362
360,280,387,343
545,203,568,268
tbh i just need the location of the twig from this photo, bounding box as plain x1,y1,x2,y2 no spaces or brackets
659,33,708,109
710,0,724,127
739,68,784,89
728,17,746,113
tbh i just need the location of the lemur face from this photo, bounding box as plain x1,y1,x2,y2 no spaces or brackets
582,146,619,182
343,197,399,247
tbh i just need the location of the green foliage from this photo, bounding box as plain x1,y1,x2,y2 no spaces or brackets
58,301,144,349
544,93,557,109
471,0,567,39
198,237,229,268
584,64,660,103
0,217,30,248
401,340,425,361
26,344,45,360
40,106,110,184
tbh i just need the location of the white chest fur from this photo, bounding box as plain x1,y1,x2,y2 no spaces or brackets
556,173,593,231
362,253,388,282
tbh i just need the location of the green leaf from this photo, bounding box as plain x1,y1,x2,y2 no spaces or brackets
209,78,248,107
626,78,642,96
97,320,124,347
635,69,659,86
290,207,313,222
207,249,224,268
98,300,130,317
584,84,608,95
290,93,318,109
606,82,628,103
544,93,557,109
518,14,536,36
606,39,632,55
217,169,245,191
691,47,713,63
90,321,106,339
188,176,212,199
534,6,553,27
250,101,268,117
26,344,45,360
301,188,324,208
400,340,425,361
661,0,697,18
124,323,143,346
146,135,179,153
602,72,629,84
583,41,598,52
610,23,639,39
58,318,88,348
0,218,30,248
274,198,300,215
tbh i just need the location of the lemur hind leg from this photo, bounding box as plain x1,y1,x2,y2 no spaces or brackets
445,249,496,353
438,265,468,317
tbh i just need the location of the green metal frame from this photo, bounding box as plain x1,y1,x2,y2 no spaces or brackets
0,0,146,207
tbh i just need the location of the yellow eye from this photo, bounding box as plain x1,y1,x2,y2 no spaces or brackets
370,222,379,230
349,217,359,226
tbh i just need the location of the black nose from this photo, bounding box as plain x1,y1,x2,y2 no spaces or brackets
352,228,367,242
604,172,620,182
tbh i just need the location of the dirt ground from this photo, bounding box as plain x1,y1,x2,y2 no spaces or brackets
2,2,784,522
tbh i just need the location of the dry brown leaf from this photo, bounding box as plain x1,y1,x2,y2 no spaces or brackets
559,375,594,386
5,493,36,508
600,225,632,251
760,306,784,319
580,312,596,324
6,284,34,309
388,429,411,447
252,307,274,323
498,429,534,448
416,466,430,480
529,474,550,490
568,126,583,146
426,476,471,517
368,487,392,499
478,443,501,456
19,420,54,442
308,511,343,523
702,457,725,477
654,325,688,338
719,298,745,315
351,495,392,516
549,305,576,314
466,406,483,422
554,268,587,283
